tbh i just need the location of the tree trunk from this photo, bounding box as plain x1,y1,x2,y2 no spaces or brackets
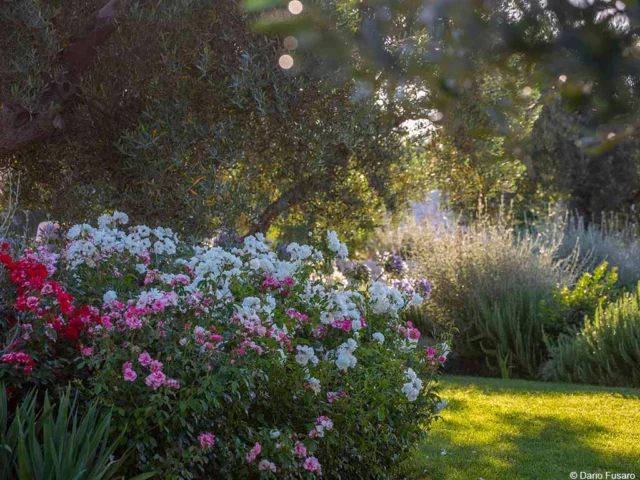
247,186,307,236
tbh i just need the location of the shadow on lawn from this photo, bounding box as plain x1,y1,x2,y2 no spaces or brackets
495,412,639,478
419,399,640,480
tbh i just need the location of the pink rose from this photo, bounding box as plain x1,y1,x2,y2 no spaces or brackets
245,442,262,463
144,370,167,390
303,456,322,475
294,441,307,458
138,352,152,366
123,368,137,382
149,360,163,372
198,432,215,449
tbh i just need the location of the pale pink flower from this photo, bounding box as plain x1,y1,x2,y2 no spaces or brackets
145,370,167,390
123,368,137,382
138,352,152,366
245,442,262,463
294,441,307,458
315,416,333,431
258,459,277,473
198,432,215,449
303,456,322,475
125,314,143,330
166,378,181,389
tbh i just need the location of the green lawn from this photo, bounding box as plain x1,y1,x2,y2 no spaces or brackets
415,376,640,480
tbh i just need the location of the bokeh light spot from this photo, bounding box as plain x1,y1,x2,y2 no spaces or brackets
279,54,294,69
288,1,303,15
283,36,298,50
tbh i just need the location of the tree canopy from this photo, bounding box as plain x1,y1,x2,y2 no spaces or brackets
0,0,432,244
1,0,639,241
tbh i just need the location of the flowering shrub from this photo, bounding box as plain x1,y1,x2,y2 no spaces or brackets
0,212,447,479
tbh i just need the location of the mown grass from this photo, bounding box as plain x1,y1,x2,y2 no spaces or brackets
415,376,640,480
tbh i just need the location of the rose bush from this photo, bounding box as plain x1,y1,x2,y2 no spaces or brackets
0,212,447,479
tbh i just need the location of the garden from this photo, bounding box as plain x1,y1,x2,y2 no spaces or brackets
1,0,640,479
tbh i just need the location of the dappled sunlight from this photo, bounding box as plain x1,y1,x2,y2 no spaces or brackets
417,376,640,480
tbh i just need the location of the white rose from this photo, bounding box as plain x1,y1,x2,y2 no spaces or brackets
250,259,261,270
103,290,117,304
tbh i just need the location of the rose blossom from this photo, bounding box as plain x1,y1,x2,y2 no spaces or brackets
294,441,307,458
138,352,152,366
303,456,322,475
145,370,167,390
198,432,215,449
123,368,137,382
245,442,262,463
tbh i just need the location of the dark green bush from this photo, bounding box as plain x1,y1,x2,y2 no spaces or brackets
544,286,640,387
471,289,549,379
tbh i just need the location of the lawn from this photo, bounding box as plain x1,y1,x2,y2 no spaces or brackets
415,376,640,480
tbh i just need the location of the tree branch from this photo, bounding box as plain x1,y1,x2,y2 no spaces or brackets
0,0,123,158
247,185,307,236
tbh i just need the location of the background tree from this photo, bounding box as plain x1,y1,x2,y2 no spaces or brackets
0,0,430,245
529,99,640,221
420,58,544,216
252,0,640,221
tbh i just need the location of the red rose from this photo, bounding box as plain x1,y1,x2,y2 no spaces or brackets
64,327,79,340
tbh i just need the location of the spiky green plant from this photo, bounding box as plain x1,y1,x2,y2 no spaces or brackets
0,387,153,480
544,285,640,387
471,289,548,379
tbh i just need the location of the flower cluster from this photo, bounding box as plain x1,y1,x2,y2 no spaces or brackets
0,213,448,478
0,243,104,387
0,351,35,374
401,367,424,402
384,252,407,275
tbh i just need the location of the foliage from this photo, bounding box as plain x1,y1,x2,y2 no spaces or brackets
415,375,640,480
529,99,640,220
0,212,446,479
0,387,143,480
250,0,640,229
547,261,619,339
0,0,431,246
252,0,640,140
372,216,576,378
422,59,544,216
544,286,640,388
556,213,640,288
471,290,548,379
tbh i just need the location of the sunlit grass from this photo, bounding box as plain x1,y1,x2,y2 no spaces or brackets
414,376,640,480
